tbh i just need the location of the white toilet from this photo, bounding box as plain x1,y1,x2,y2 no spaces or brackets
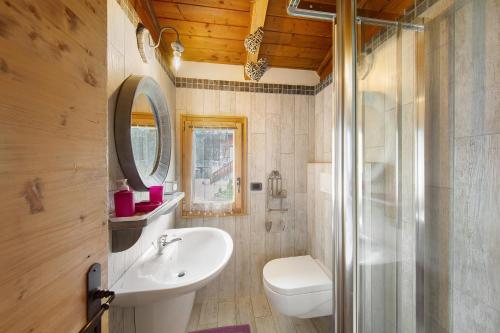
263,255,333,318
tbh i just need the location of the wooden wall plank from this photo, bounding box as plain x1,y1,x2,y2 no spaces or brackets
264,55,319,69
153,1,250,27
181,48,246,64
155,0,251,12
161,35,246,53
259,44,327,60
0,0,108,332
264,31,331,50
264,16,332,37
157,18,248,40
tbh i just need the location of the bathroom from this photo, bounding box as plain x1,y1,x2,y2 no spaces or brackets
0,0,498,332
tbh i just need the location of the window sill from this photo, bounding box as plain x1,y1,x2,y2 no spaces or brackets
181,211,248,219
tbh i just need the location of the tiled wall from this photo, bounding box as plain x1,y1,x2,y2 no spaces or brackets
356,23,419,332
438,0,499,332
107,0,177,286
312,82,333,162
106,0,177,331
354,1,500,332
307,163,333,274
175,87,315,303
306,81,334,276
424,6,453,332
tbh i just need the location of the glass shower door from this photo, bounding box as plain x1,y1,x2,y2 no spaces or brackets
356,21,421,333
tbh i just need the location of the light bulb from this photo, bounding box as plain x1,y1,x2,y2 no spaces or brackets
173,51,181,70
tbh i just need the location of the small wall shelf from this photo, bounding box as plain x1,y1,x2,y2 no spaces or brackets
109,192,185,253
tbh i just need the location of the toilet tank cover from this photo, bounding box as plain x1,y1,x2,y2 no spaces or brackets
263,255,332,295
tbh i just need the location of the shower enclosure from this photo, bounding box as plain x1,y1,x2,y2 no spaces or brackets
331,0,499,332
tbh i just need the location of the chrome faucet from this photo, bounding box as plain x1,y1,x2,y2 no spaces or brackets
156,234,182,254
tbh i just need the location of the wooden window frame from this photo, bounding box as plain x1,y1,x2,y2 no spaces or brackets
180,114,248,218
131,111,156,127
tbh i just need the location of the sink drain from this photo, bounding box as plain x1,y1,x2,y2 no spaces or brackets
177,271,186,278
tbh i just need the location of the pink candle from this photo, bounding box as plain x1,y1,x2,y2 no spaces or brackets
149,185,164,203
114,190,135,217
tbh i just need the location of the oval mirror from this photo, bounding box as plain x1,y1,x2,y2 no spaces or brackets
130,94,159,178
115,75,171,191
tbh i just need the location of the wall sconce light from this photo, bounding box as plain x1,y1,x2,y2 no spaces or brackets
136,25,185,70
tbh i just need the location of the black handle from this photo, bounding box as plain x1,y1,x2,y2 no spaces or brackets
79,291,115,333
80,263,115,333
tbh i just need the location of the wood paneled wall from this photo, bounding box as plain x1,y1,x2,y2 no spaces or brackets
0,1,108,332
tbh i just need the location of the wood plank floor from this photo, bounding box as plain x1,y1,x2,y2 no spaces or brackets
187,294,332,333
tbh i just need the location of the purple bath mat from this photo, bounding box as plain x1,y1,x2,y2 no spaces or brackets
190,324,251,333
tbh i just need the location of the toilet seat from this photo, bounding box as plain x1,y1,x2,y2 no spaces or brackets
262,255,333,318
263,255,331,295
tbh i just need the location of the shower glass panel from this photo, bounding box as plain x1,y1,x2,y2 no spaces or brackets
354,3,425,333
332,0,495,331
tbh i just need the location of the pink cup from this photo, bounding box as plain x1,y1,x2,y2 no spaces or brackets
149,185,164,203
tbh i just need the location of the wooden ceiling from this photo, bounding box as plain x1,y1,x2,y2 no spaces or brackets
137,0,416,79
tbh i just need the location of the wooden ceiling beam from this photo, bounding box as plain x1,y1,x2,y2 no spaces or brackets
245,0,270,79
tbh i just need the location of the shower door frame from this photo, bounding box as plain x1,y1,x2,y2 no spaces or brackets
333,1,357,333
333,1,426,333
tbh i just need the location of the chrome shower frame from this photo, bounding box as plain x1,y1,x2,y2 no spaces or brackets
287,0,424,31
286,1,426,333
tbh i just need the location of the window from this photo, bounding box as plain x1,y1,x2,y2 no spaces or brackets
181,115,247,217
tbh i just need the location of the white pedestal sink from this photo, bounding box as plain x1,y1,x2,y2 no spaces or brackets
111,227,233,333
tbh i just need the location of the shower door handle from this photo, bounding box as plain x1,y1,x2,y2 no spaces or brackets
236,177,241,193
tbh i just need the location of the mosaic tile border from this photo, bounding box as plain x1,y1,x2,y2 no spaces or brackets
315,73,333,94
175,77,316,95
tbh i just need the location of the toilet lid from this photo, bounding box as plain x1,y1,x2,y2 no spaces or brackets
263,255,332,296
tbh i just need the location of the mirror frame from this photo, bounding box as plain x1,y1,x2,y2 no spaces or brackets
115,75,171,191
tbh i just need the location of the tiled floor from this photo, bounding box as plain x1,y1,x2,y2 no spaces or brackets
187,294,332,333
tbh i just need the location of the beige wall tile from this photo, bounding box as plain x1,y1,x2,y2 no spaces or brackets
295,135,309,193
204,89,220,115
281,95,295,154
251,93,266,134
266,93,281,115
220,90,236,115
308,95,316,161
294,95,309,135
236,92,251,118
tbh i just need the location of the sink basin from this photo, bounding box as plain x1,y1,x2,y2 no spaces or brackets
111,227,233,333
113,227,233,306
